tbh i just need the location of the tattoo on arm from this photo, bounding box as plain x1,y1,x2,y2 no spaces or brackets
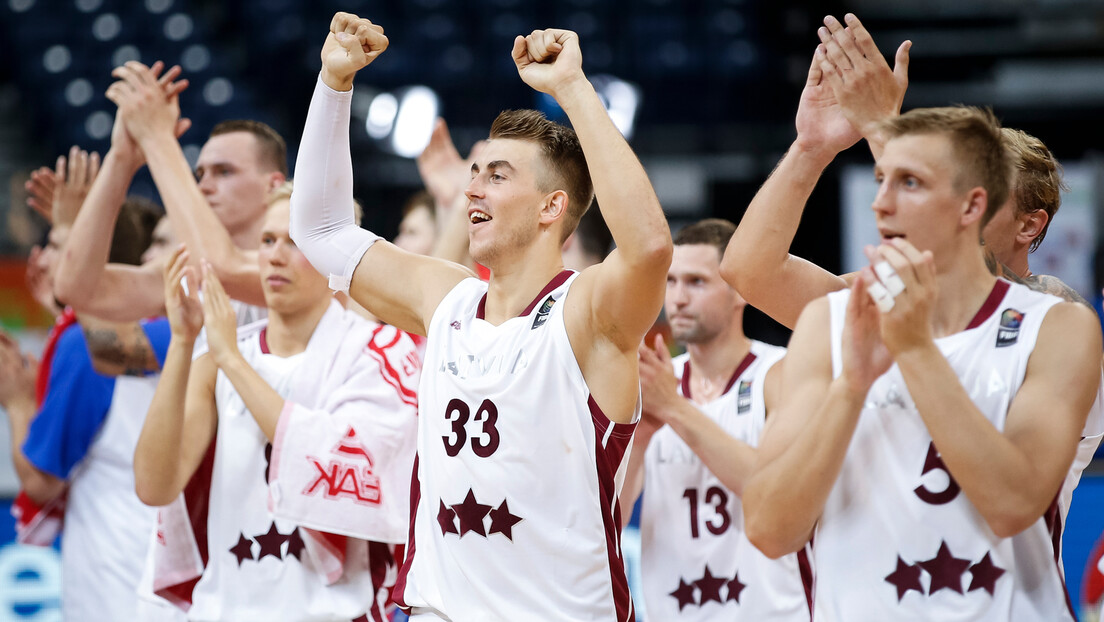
1025,275,1093,308
82,322,160,376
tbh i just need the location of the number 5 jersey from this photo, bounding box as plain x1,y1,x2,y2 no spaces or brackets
394,270,637,621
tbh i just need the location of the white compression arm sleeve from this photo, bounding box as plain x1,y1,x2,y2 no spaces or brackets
289,75,381,293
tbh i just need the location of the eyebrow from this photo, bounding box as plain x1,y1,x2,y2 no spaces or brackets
470,160,516,174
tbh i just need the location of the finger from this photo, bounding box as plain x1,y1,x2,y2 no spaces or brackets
526,31,550,63
887,238,934,290
55,154,66,183
158,63,183,87
105,81,129,106
174,117,192,138
124,60,156,86
164,78,189,99
893,40,911,86
876,243,920,291
511,35,530,66
817,47,844,90
149,60,165,80
825,15,864,66
818,26,854,73
70,147,86,188
844,14,880,64
88,151,101,182
806,45,824,87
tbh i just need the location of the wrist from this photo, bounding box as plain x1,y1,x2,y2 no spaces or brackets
105,148,143,175
790,139,840,168
830,375,870,409
320,67,354,92
550,75,595,110
1,394,35,420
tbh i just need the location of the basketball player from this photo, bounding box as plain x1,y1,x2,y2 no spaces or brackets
742,106,1101,620
54,61,284,321
619,219,808,620
722,14,1104,565
134,191,419,620
290,13,671,621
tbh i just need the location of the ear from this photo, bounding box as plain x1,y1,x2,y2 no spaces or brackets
267,172,287,193
1016,209,1048,247
961,187,987,227
539,190,569,225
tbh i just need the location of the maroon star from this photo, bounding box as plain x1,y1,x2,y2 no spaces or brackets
285,527,306,561
669,577,697,611
255,522,288,561
451,489,492,538
695,566,726,605
885,556,923,601
967,552,1005,596
726,572,746,603
918,541,970,595
437,499,458,536
488,500,523,540
229,533,254,566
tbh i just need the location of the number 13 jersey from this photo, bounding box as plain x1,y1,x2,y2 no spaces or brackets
394,270,637,621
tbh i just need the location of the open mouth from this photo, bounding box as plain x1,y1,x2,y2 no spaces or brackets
469,210,492,225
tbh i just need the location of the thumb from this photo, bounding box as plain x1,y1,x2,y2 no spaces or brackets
175,117,192,138
894,40,911,83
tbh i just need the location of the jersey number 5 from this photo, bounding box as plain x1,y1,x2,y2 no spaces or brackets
684,486,731,538
442,398,501,458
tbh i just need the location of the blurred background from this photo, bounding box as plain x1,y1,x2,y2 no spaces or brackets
3,0,1104,619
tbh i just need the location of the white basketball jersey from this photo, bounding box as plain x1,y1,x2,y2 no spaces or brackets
63,375,161,621
395,271,637,621
816,280,1075,621
641,342,811,621
188,324,383,621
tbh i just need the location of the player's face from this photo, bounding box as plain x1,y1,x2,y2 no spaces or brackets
258,199,330,314
394,204,436,256
872,133,969,257
141,218,178,266
665,244,744,344
464,138,546,266
195,132,276,240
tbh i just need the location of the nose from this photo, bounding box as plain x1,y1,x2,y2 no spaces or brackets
197,171,215,196
668,280,689,306
269,240,291,265
464,175,483,202
871,179,893,216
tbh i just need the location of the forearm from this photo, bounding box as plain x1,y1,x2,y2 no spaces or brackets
82,318,159,376
744,378,864,557
6,398,64,504
216,354,284,441
664,401,757,496
720,145,840,328
54,150,135,306
896,345,1070,535
289,76,379,292
133,338,193,505
555,79,670,269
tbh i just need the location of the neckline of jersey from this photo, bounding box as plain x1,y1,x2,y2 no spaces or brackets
475,269,575,321
681,350,759,402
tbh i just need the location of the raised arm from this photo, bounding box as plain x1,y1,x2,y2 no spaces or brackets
55,63,184,320
290,12,471,335
0,334,63,505
133,248,216,506
107,61,265,307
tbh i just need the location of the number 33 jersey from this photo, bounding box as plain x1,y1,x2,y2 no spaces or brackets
641,343,812,622
394,271,637,622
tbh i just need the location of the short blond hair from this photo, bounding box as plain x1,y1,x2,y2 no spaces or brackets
270,180,363,226
1002,128,1067,252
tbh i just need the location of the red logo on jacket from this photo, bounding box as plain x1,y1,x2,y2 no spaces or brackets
303,426,381,506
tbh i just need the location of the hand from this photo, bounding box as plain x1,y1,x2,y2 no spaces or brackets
638,334,682,425
794,43,862,160
417,119,485,213
25,245,60,317
0,330,37,414
199,261,240,367
840,271,893,396
512,29,586,98
24,166,56,222
162,245,203,341
320,12,388,91
51,145,101,228
106,61,191,148
817,14,910,141
865,239,937,357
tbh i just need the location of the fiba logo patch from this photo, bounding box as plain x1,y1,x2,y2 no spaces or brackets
995,308,1024,348
737,381,752,414
532,295,556,329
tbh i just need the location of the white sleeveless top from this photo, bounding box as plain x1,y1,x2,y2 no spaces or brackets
187,322,381,621
641,342,811,621
815,280,1075,621
395,271,637,621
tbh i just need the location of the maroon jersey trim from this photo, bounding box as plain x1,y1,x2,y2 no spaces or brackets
392,454,420,611
680,351,758,401
259,327,270,354
589,395,637,622
475,269,574,320
965,279,1011,330
1044,488,1077,619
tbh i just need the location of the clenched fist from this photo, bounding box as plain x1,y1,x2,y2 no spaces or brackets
321,12,388,91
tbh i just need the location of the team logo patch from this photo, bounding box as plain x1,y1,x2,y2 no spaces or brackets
532,295,557,329
995,308,1024,348
302,426,382,506
736,381,752,414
